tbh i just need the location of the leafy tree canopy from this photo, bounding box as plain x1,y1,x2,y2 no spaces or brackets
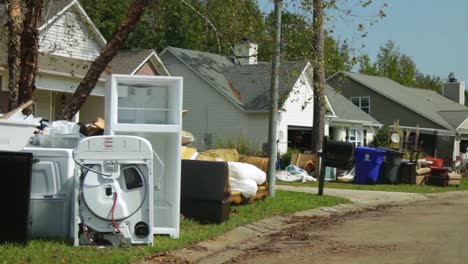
358,40,443,93
80,0,352,76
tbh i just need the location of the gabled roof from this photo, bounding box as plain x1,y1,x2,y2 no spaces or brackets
107,49,169,75
223,61,309,111
0,1,107,48
39,0,107,47
40,0,75,24
330,71,468,130
161,46,309,112
161,46,244,108
324,86,381,126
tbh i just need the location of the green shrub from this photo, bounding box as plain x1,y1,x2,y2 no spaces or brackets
370,125,390,148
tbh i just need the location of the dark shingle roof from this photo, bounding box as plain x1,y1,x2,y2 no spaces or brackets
108,49,154,74
164,46,244,106
224,62,308,110
164,46,308,111
324,86,381,126
336,72,468,130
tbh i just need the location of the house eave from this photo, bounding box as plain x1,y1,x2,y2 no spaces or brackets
390,125,455,136
330,118,381,127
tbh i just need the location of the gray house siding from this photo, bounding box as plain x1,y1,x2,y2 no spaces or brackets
328,76,445,130
247,113,269,153
161,52,264,150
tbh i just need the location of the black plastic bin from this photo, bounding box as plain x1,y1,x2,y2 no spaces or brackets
399,162,417,185
0,151,33,245
378,148,403,184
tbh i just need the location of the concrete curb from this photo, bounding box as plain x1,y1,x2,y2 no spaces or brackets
170,187,468,263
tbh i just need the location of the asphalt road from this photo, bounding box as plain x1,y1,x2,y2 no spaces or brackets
228,194,468,264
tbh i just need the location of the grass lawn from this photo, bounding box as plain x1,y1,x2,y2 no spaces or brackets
278,178,468,193
0,190,348,264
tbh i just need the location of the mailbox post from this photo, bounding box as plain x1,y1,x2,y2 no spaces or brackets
318,136,354,196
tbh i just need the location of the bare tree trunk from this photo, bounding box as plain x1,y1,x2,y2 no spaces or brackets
267,0,282,197
59,0,150,121
311,0,326,195
17,0,43,114
6,0,23,111
311,0,326,153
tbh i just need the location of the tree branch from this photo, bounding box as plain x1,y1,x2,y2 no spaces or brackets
59,0,150,120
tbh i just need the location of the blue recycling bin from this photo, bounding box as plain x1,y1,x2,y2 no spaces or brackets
354,147,385,184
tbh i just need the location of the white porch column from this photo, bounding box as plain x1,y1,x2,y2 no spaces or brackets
324,121,330,137
454,135,461,162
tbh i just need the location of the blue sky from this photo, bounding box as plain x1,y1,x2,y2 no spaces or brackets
259,0,468,84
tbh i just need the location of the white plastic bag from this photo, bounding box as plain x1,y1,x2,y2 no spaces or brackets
43,120,80,135
276,171,303,182
285,165,308,175
228,161,266,185
276,170,317,182
229,177,258,198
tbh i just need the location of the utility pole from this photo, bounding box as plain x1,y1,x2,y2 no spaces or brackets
311,0,326,195
267,0,282,197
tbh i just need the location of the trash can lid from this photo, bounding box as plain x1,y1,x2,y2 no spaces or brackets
355,146,385,153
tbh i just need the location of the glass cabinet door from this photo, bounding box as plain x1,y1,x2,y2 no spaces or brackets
117,84,169,124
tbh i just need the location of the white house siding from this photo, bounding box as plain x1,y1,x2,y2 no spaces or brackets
39,10,101,61
277,112,289,154
281,74,314,127
34,90,53,120
161,53,249,150
278,73,314,154
78,95,104,124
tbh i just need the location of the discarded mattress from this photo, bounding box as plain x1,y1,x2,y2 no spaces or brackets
228,161,266,198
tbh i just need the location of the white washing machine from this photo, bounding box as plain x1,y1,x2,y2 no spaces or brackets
72,136,154,247
24,147,75,239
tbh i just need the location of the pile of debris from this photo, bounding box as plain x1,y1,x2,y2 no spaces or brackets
276,153,318,183
181,147,268,203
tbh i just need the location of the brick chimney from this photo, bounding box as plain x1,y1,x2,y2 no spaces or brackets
233,38,258,65
443,81,465,105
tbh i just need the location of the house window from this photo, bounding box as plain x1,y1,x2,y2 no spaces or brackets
350,96,370,114
0,75,3,90
349,128,364,147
